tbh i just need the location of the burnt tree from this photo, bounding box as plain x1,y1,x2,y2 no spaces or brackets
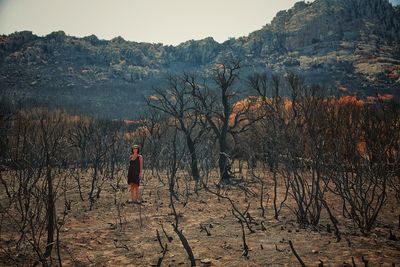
187,61,258,183
146,75,207,182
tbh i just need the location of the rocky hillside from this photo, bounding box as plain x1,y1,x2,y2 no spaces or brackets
1,0,399,118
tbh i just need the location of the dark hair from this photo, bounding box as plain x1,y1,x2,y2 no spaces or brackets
131,145,140,154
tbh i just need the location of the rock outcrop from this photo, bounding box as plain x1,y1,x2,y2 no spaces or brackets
1,0,399,118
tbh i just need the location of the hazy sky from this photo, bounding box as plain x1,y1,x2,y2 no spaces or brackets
1,0,399,45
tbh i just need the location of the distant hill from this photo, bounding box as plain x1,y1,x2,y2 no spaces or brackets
1,0,399,118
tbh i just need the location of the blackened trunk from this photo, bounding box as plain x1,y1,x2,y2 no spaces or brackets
218,137,231,183
219,154,230,182
186,137,200,181
80,149,87,170
44,161,55,258
89,162,98,210
273,169,279,220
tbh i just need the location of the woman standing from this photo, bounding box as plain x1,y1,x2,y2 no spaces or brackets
127,144,143,204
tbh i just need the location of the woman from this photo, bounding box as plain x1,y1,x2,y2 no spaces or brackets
127,144,143,204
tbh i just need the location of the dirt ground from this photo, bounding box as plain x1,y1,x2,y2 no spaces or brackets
1,168,400,266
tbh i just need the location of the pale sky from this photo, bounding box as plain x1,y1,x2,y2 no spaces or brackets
0,0,399,45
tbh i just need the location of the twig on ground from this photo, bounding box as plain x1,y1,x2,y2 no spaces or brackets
156,243,168,267
361,256,368,267
288,240,306,267
113,239,130,251
160,224,173,242
200,224,211,236
239,218,249,259
352,256,357,267
156,229,165,252
155,229,168,267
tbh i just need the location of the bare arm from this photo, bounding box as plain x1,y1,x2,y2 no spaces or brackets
139,155,143,178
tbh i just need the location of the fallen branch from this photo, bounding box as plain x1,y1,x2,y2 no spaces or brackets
160,224,173,242
351,256,357,267
203,182,255,233
156,229,165,252
288,240,306,267
200,224,211,236
113,239,129,251
155,229,168,267
261,221,267,231
361,256,368,267
172,224,196,266
156,243,168,267
322,198,341,242
239,219,249,259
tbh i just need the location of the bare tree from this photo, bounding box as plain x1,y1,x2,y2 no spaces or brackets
39,110,67,259
1,108,69,265
325,98,400,232
146,75,207,182
67,118,93,170
0,95,16,166
165,128,196,266
247,72,289,220
187,61,259,183
86,119,115,210
139,107,170,177
248,72,333,225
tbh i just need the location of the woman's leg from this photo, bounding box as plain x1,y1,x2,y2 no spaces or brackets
131,184,138,201
131,184,136,201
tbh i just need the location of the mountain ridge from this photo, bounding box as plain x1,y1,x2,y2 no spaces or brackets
1,0,399,118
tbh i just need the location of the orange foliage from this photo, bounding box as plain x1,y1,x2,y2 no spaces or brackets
283,99,293,111
337,95,364,107
66,115,81,123
366,94,394,103
357,137,367,156
379,94,394,101
231,93,397,161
